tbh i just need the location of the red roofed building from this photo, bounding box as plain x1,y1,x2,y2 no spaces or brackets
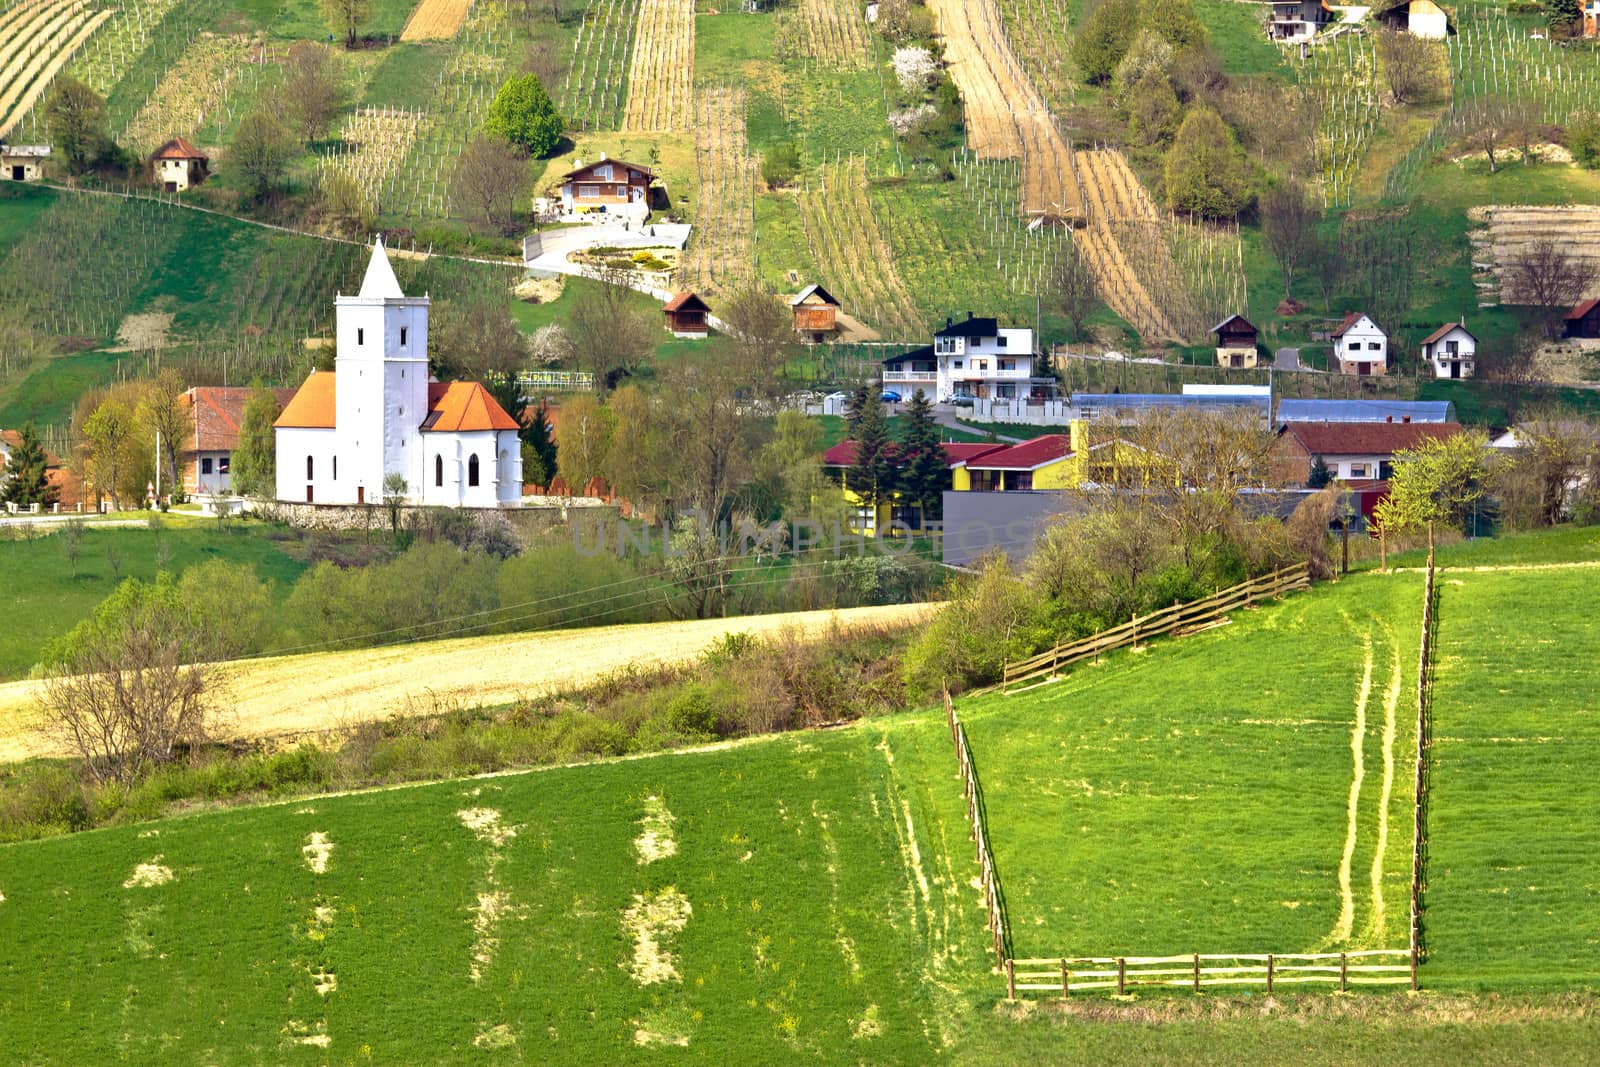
1273,420,1464,485
180,386,296,494
150,136,208,191
273,239,523,507
1564,298,1600,339
1330,311,1388,376
662,291,711,338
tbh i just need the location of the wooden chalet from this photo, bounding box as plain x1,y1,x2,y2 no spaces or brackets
790,284,841,342
1212,314,1259,369
1565,299,1600,339
558,155,655,217
150,136,208,191
663,291,711,338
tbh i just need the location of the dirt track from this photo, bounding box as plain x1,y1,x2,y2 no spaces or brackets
0,603,938,762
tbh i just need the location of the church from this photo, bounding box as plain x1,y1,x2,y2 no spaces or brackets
274,239,523,508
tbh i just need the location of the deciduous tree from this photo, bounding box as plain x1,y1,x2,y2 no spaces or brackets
1380,430,1490,559
1260,180,1317,302
320,0,370,48
1375,27,1440,106
285,42,344,143
83,396,138,509
43,78,108,174
1047,242,1100,341
1164,106,1253,218
483,74,564,158
569,269,656,391
1073,0,1142,84
229,111,297,201
554,393,613,491
231,383,282,497
454,134,527,233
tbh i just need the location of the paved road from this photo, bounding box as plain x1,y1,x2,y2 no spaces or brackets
1275,347,1302,372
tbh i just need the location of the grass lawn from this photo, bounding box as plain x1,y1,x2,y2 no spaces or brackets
1428,565,1600,989
0,718,986,1063
0,522,308,680
224,0,419,37
694,11,777,85
0,352,125,429
1194,0,1292,79
359,42,451,109
960,573,1424,959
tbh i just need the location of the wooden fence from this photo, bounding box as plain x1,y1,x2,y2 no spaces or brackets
997,562,1311,692
944,689,1011,967
1410,552,1439,981
1005,949,1416,997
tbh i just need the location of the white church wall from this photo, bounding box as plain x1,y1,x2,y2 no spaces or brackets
275,427,340,504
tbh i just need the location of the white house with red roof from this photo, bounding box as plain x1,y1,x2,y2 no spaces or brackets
150,136,208,191
181,386,296,495
1420,322,1476,379
273,239,522,508
1331,312,1388,376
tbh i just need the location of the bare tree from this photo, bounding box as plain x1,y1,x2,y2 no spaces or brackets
454,134,527,234
1046,243,1099,341
1304,230,1341,314
1260,180,1317,302
570,267,657,391
284,42,344,144
1506,238,1595,311
320,0,370,47
718,287,797,399
61,517,85,577
1375,28,1440,106
1491,418,1599,529
1459,95,1516,172
39,577,228,784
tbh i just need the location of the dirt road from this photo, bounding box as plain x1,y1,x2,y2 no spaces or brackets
0,603,939,761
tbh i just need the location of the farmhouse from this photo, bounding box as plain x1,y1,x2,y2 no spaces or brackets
1331,311,1388,376
1212,314,1259,369
1,145,49,182
791,284,840,343
179,386,295,495
1420,322,1477,379
1267,0,1333,41
1273,420,1463,484
1276,399,1456,423
881,314,1055,403
558,156,655,221
1373,0,1452,37
1564,298,1600,339
662,291,711,337
273,238,523,507
149,137,208,192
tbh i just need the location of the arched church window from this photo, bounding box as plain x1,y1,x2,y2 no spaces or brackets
435,454,443,487
468,454,480,487
306,455,314,480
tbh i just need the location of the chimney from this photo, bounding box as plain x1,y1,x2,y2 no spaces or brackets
599,151,607,160
1402,416,1411,424
967,310,974,321
945,316,953,329
1386,415,1394,423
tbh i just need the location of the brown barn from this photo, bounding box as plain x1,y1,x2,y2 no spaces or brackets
1565,299,1600,339
663,291,711,338
150,137,208,191
790,284,840,342
1212,314,1258,369
558,156,654,218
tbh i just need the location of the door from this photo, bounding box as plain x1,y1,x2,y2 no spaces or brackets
357,486,365,504
1358,362,1371,376
10,166,22,181
164,181,177,193
306,485,314,503
1450,361,1461,379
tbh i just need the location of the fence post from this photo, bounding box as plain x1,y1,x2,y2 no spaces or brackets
1266,954,1275,994
1006,958,1016,1000
1116,957,1126,996
1340,952,1348,992
1061,959,1070,999
1193,953,1200,992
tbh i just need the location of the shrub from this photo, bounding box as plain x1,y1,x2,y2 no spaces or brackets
483,74,564,157
760,142,801,189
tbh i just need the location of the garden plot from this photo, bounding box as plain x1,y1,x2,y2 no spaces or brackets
118,31,255,155
400,0,473,40
961,573,1421,960
620,0,693,132
0,719,985,1062
677,85,757,296
320,107,423,217
796,158,924,341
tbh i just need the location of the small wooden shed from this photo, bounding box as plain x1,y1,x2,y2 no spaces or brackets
1,145,49,182
150,136,208,192
790,283,841,342
1212,314,1259,369
663,291,711,338
1565,299,1600,339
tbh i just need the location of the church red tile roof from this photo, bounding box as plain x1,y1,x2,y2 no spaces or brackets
422,381,520,432
274,371,338,429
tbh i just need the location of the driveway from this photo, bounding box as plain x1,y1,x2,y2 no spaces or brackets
1275,347,1302,372
933,406,1025,443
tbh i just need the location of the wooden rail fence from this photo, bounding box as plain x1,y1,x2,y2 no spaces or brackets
944,689,1011,967
997,562,1311,692
1410,552,1439,982
1005,949,1416,997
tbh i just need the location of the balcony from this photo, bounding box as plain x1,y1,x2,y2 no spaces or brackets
884,369,936,382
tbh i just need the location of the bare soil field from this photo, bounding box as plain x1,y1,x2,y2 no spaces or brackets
1469,205,1600,305
620,0,693,132
400,0,473,40
0,602,937,761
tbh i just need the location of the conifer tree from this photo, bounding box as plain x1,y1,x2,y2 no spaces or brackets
1,422,55,507
845,384,896,520
898,389,946,525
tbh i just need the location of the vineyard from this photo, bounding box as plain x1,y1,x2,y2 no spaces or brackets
399,0,473,40
59,0,179,97
677,86,757,296
320,107,424,219
1297,31,1383,209
992,0,1074,111
774,0,871,69
619,0,694,132
560,0,639,131
380,3,521,219
0,0,115,139
1470,205,1600,305
796,158,925,339
118,31,256,155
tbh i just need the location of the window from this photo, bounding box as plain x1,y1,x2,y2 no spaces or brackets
1013,472,1033,490
357,328,364,346
952,360,963,369
468,454,480,487
332,456,336,480
970,470,1001,492
400,327,408,347
997,336,1007,348
998,359,1016,371
399,407,403,417
579,186,598,198
1349,463,1370,478
306,455,314,480
1368,342,1381,351
597,164,612,179
1444,340,1458,355
219,456,230,474
1348,342,1360,351
201,457,213,475
435,454,443,487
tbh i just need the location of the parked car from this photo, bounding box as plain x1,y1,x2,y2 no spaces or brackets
881,390,902,403
949,396,975,408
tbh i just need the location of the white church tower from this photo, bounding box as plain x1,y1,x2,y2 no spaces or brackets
274,238,524,509
335,239,429,503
